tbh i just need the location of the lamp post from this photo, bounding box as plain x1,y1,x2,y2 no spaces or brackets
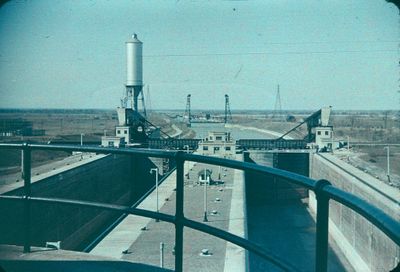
384,146,390,182
150,168,159,221
80,133,85,146
183,145,190,180
203,169,208,222
160,242,164,268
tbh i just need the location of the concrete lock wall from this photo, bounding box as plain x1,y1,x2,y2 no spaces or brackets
244,151,309,205
0,154,159,250
309,153,400,271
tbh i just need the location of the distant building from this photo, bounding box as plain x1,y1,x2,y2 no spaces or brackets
0,119,34,137
198,131,236,157
101,136,125,148
101,108,147,148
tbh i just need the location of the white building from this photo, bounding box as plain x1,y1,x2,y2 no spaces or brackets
307,126,341,152
198,131,236,158
101,136,125,148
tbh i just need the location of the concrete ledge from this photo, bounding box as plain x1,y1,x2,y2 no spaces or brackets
90,171,177,258
0,153,107,195
224,154,247,272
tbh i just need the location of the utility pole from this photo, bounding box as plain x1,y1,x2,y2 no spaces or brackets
184,94,191,127
384,146,390,182
224,94,232,124
347,136,350,152
384,111,388,130
273,84,282,119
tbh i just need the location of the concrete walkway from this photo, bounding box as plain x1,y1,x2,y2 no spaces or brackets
91,153,247,272
90,171,178,259
223,161,247,272
120,162,235,271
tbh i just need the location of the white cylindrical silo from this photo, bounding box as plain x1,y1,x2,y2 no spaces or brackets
126,33,143,86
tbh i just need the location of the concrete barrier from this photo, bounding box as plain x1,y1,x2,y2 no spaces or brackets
309,153,400,271
224,154,247,272
0,154,159,251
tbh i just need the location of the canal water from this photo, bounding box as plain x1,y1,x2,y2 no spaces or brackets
190,123,274,140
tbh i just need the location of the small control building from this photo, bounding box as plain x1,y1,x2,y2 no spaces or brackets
198,131,236,158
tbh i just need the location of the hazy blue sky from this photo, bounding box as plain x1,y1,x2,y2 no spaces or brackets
0,0,398,110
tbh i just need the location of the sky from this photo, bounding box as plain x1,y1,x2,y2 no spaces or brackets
0,0,398,110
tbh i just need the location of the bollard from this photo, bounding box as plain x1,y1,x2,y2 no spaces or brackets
160,242,164,268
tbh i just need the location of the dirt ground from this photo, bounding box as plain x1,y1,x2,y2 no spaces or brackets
1,109,399,181
231,111,400,188
0,109,191,175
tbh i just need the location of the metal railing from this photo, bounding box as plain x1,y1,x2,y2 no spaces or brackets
0,143,399,272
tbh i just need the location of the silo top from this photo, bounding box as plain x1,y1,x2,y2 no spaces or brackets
126,33,142,44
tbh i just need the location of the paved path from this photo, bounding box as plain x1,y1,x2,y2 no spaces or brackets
91,153,244,272
121,162,235,271
90,171,178,258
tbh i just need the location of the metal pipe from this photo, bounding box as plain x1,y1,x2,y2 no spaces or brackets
150,167,159,221
174,152,184,272
315,179,331,272
22,144,31,253
203,172,208,222
0,143,399,270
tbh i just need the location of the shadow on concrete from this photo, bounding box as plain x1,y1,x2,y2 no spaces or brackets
244,151,353,271
246,200,351,271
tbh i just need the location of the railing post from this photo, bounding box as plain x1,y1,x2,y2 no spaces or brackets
22,143,32,253
175,151,185,272
315,179,331,272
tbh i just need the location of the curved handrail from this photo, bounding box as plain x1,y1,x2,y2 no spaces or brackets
0,143,316,189
0,143,399,272
0,195,298,271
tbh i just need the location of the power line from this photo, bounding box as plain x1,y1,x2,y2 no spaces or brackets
144,49,397,58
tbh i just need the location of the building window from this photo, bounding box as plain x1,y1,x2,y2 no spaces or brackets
209,136,213,140
317,131,321,135
203,146,208,151
117,130,121,134
216,136,222,140
108,141,114,147
214,147,220,151
325,131,329,136
225,146,231,151
124,130,127,134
